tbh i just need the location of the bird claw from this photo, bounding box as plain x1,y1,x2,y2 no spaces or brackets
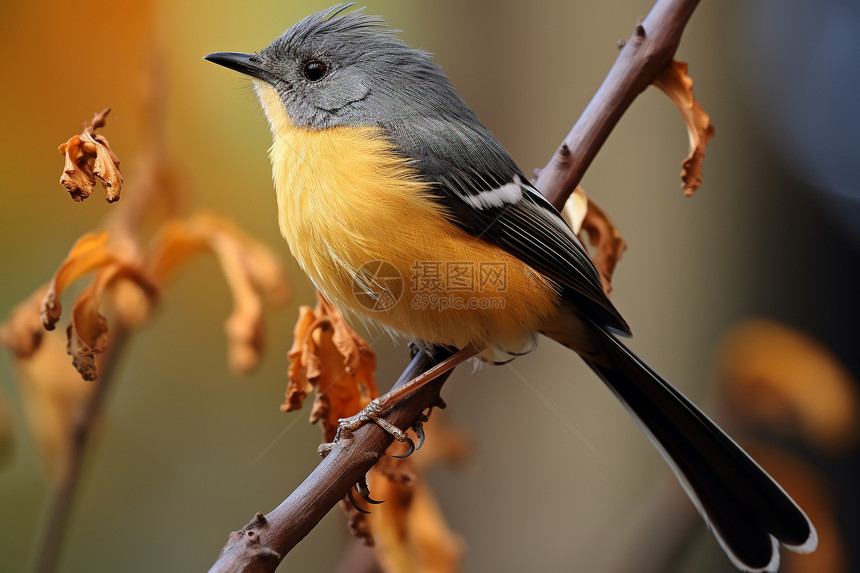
412,418,426,451
391,436,416,458
356,477,384,505
345,476,384,513
346,488,371,514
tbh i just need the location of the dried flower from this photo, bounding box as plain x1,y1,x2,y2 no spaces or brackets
57,108,123,202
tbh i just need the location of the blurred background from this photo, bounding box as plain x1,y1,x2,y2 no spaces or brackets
1,0,858,572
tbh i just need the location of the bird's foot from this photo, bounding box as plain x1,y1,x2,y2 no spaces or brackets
317,398,424,458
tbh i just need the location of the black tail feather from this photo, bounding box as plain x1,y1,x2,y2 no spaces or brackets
579,320,816,572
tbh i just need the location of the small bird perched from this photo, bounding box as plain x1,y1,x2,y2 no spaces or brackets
206,5,817,571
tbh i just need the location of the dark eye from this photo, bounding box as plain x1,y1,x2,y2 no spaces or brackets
303,60,327,81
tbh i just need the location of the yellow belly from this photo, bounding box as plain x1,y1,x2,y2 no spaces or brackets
255,82,560,351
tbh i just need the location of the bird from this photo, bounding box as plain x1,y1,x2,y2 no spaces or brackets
205,5,817,571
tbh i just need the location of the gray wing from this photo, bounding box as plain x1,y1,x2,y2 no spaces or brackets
384,116,631,335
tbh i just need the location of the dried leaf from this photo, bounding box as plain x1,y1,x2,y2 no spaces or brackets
41,231,114,331
216,236,266,375
283,306,318,412
320,296,371,378
719,319,860,454
57,108,122,202
148,213,289,374
58,135,98,201
66,321,100,382
653,60,716,196
281,293,378,440
89,133,123,202
580,197,627,295
561,189,627,295
66,263,156,381
560,186,589,234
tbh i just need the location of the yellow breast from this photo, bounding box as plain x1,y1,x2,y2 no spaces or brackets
254,82,560,351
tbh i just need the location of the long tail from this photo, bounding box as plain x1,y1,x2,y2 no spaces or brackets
573,319,817,572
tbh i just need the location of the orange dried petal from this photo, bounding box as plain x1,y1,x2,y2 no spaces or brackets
653,60,716,196
147,214,289,374
41,231,113,331
66,263,156,381
318,295,379,400
560,186,589,234
58,135,97,202
88,133,123,203
155,213,289,304
282,305,317,412
220,218,290,306
308,320,369,441
66,321,101,382
57,108,123,203
211,232,277,374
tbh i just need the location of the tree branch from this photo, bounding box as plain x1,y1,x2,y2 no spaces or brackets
209,0,701,570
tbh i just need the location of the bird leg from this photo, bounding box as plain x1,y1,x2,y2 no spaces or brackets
318,344,478,457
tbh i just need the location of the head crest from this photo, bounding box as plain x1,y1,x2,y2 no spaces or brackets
268,4,400,56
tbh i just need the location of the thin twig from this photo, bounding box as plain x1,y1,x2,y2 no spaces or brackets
209,0,701,570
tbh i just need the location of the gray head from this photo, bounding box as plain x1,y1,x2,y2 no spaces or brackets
205,4,478,131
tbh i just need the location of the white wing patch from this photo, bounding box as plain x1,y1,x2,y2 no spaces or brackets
460,174,523,209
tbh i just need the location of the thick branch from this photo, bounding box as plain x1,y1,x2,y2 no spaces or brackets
210,0,701,570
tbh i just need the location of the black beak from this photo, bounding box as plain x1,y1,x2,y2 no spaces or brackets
204,52,271,82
